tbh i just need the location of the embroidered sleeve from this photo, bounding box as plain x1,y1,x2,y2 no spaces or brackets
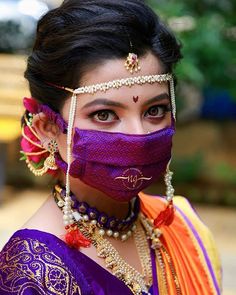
0,237,82,295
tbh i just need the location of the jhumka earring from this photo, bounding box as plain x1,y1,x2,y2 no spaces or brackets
25,139,59,176
21,113,59,176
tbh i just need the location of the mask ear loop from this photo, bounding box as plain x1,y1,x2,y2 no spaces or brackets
61,91,92,249
169,76,176,122
154,77,176,228
62,91,77,226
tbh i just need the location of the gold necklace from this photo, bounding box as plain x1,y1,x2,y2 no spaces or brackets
78,219,152,295
139,213,182,295
134,221,153,286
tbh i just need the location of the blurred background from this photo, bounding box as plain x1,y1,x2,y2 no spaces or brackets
0,0,235,294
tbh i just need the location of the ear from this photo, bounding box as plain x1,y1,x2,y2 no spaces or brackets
32,112,61,147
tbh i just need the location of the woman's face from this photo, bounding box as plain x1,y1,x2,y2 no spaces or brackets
57,52,172,158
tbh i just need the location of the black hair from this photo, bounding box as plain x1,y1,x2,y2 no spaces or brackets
24,0,182,113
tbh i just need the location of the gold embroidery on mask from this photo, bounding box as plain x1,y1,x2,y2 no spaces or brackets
115,168,152,189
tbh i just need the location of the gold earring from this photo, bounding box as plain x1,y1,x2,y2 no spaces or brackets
26,139,59,176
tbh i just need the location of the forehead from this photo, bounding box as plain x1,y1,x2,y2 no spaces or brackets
62,52,169,117
80,52,164,86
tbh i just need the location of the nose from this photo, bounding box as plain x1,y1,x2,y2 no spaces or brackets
123,119,147,135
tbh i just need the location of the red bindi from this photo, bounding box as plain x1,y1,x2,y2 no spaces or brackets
133,96,139,103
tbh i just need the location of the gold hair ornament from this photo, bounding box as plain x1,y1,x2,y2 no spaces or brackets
125,53,141,74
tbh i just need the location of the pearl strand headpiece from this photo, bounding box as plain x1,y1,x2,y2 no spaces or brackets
61,73,176,227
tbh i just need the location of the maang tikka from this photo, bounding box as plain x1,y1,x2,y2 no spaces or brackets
124,41,141,74
125,53,141,74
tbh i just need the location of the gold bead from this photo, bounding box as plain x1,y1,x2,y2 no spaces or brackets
154,228,162,237
132,283,142,294
112,266,123,278
124,273,132,284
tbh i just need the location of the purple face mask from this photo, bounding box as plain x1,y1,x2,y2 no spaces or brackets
56,122,175,202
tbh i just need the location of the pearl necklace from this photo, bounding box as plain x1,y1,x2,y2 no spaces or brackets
54,184,139,241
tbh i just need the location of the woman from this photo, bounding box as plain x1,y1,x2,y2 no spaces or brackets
0,0,221,294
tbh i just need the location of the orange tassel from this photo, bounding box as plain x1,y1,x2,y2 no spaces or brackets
65,224,91,249
154,201,175,228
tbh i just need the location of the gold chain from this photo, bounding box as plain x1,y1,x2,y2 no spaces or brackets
155,247,168,294
71,74,173,95
161,245,182,295
134,221,153,286
77,220,151,295
139,213,182,295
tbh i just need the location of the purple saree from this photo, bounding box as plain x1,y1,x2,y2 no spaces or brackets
0,195,222,295
0,229,137,295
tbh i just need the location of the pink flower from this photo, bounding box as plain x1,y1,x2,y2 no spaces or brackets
21,125,48,163
21,97,60,176
23,97,39,114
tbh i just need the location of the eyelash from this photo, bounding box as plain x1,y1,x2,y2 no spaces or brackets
88,109,118,123
144,104,171,118
88,104,171,123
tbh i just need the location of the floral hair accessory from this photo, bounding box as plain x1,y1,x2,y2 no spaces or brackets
23,97,40,114
20,97,65,176
21,97,44,162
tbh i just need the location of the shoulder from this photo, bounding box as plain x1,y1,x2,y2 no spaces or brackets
0,229,82,295
22,196,65,238
174,196,222,291
173,196,222,288
140,192,222,291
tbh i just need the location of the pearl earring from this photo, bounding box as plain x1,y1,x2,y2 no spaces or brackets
153,161,175,228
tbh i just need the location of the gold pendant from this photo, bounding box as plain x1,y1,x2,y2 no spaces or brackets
124,53,141,74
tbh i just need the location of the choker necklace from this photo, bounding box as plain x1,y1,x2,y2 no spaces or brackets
53,184,139,241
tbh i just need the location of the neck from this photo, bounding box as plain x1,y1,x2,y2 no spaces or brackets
61,177,131,220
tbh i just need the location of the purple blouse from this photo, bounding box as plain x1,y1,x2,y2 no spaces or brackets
0,229,152,295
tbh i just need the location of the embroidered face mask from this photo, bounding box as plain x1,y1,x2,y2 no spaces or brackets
56,121,175,202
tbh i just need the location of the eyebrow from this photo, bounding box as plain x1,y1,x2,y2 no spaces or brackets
81,92,170,110
143,93,170,107
81,99,126,110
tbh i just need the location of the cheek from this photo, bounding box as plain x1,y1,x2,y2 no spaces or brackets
165,112,172,126
161,112,172,127
73,117,95,129
56,133,67,161
144,111,172,132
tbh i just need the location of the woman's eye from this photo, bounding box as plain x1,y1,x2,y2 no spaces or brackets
90,110,118,122
145,105,170,118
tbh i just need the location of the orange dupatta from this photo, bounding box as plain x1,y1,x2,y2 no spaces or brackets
139,192,221,295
